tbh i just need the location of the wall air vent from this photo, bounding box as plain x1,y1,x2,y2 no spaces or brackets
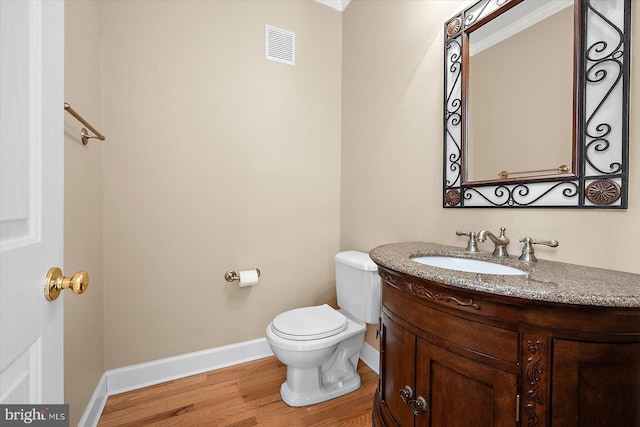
265,25,295,66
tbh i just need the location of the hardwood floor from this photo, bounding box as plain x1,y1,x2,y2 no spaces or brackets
98,357,378,426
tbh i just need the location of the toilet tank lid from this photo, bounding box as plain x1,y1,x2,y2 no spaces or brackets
335,251,378,271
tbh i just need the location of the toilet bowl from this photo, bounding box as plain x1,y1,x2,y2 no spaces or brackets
266,304,367,406
266,251,380,407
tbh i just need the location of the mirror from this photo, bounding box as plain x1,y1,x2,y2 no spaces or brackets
443,0,630,208
468,1,575,182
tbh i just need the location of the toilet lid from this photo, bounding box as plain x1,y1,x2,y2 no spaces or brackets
271,304,347,341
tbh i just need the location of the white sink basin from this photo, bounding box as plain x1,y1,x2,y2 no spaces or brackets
412,256,527,276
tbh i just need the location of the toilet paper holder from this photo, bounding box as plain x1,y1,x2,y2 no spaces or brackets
224,269,261,282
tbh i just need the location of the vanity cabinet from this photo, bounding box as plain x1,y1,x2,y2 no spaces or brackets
550,340,640,425
372,266,640,427
380,314,517,426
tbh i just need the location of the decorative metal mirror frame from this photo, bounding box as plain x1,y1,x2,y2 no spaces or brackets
443,0,630,208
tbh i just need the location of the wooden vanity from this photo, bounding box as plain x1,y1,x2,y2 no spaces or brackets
370,242,640,427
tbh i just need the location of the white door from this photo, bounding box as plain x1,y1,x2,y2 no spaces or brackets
0,0,65,404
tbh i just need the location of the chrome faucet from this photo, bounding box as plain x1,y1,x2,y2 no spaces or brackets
478,227,510,257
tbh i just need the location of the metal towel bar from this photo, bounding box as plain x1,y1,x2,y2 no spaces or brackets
64,102,106,145
498,164,570,179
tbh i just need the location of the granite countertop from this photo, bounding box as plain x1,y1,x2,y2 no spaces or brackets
370,242,640,308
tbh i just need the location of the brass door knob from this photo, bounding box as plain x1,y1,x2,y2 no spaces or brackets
44,267,89,301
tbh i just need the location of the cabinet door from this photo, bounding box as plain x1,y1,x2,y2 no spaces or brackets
551,340,640,427
415,339,518,427
381,313,416,427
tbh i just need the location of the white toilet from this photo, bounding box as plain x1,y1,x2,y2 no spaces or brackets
265,251,380,407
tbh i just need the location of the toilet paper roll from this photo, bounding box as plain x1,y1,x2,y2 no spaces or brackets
238,269,259,287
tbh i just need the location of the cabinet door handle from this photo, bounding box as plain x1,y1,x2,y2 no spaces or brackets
409,396,428,416
399,385,413,403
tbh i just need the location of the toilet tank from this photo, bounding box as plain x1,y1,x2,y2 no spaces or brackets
335,251,381,324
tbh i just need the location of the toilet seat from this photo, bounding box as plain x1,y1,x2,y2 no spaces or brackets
271,304,347,341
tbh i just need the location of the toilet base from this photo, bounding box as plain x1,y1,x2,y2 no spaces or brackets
266,310,368,407
279,373,361,407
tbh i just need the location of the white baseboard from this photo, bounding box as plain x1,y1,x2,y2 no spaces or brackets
79,337,380,426
359,341,379,374
78,373,107,427
78,338,273,427
106,337,274,396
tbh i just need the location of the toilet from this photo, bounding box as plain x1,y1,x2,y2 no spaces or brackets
266,251,381,407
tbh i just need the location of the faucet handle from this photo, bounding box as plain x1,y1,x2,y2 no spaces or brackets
519,237,559,262
497,227,509,243
456,230,480,252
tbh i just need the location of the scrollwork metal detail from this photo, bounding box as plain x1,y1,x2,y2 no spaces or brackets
442,0,630,209
583,0,626,177
445,36,462,188
464,0,510,28
462,181,580,207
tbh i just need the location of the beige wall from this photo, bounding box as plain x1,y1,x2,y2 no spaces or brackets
64,1,104,425
62,0,638,416
342,0,640,348
100,0,342,369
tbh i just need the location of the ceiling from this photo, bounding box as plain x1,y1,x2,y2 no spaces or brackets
314,0,351,12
